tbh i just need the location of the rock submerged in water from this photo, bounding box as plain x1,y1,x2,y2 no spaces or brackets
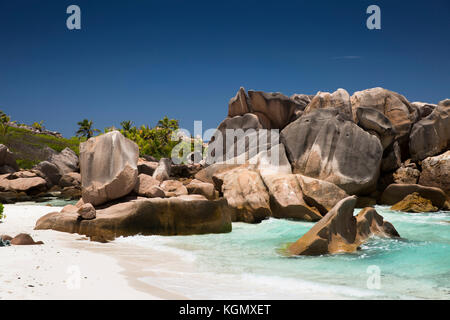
288,197,400,256
80,131,139,206
391,192,438,213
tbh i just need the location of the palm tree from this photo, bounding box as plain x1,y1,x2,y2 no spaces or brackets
76,119,99,139
120,120,134,132
0,110,10,137
157,116,179,131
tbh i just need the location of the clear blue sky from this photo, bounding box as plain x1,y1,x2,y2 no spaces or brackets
0,0,449,137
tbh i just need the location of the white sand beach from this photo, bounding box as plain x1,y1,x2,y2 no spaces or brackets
0,204,186,300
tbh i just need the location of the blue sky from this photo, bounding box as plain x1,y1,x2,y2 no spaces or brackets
0,0,449,137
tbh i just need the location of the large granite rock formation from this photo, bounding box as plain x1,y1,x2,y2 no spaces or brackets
281,109,383,195
80,131,139,206
228,87,305,129
351,87,417,146
0,172,47,194
35,196,232,239
0,144,19,174
288,197,400,256
380,184,446,209
59,172,81,188
304,89,353,120
186,179,218,200
355,107,396,150
133,174,161,197
409,99,450,161
411,102,437,120
33,161,62,186
419,151,450,198
217,167,271,223
296,174,349,215
262,174,322,222
48,147,79,175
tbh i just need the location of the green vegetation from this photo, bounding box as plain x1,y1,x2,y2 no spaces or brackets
0,203,5,221
119,116,186,159
32,120,45,131
0,126,81,169
0,111,10,137
0,109,190,169
76,119,100,139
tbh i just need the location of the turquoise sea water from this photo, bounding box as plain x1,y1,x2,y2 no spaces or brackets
117,206,450,299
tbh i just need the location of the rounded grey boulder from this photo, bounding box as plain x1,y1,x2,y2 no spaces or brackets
80,131,139,206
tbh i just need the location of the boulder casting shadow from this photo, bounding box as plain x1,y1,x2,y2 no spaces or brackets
35,196,233,240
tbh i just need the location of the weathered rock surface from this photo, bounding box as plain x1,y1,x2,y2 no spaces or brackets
380,184,446,209
80,131,139,206
391,192,438,213
288,197,400,256
0,144,18,173
77,203,96,220
152,158,171,182
262,174,322,222
409,100,450,161
393,166,420,185
10,233,44,245
160,180,188,197
195,163,241,185
219,168,271,223
355,107,396,150
355,207,400,240
133,174,161,197
228,87,304,130
137,158,158,176
59,172,81,188
411,102,437,120
170,163,203,178
0,191,31,203
186,179,217,200
209,113,264,161
419,151,450,198
281,109,383,195
228,87,252,119
305,89,353,120
61,186,82,199
48,147,79,175
248,90,305,129
0,174,47,194
34,161,62,186
381,141,402,173
297,174,349,215
35,197,233,238
351,88,416,145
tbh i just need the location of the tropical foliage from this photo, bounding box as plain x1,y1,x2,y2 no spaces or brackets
119,116,185,159
76,119,100,139
0,203,5,221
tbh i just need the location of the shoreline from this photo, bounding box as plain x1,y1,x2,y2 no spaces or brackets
0,204,184,300
0,204,352,300
2,204,448,300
